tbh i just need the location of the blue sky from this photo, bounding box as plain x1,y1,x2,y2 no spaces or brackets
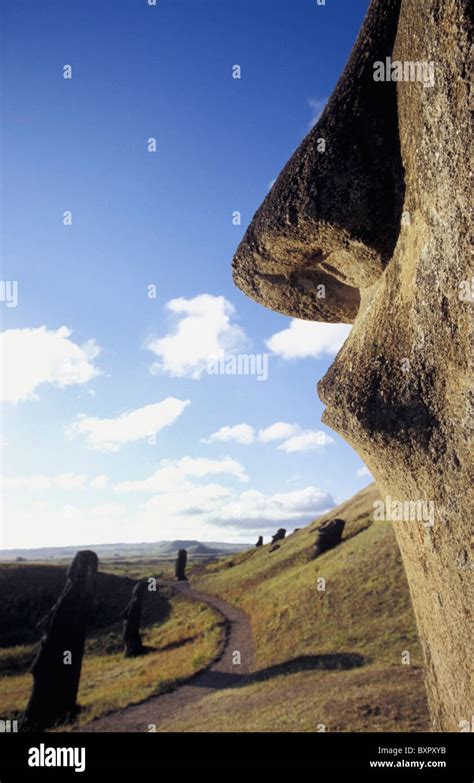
1,0,372,549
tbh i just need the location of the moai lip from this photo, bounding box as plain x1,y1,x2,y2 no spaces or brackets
231,0,471,732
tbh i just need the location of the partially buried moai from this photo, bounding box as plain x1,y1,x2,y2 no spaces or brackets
255,536,263,548
175,548,187,581
313,519,345,558
21,550,98,732
271,528,286,544
122,580,148,658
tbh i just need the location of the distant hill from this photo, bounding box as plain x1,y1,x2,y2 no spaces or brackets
168,483,430,732
0,538,250,562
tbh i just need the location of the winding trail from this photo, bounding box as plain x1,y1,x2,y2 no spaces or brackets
78,581,254,733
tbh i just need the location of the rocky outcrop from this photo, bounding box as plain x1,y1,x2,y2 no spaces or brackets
313,519,345,558
232,0,471,731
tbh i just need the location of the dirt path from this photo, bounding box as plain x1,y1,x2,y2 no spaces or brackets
77,581,254,732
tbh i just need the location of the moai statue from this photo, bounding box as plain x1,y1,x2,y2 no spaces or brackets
231,0,470,731
255,536,263,548
21,550,98,732
122,580,148,658
175,548,187,581
271,528,286,544
313,519,345,558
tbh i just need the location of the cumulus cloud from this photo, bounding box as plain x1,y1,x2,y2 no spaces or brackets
278,430,334,453
114,456,248,493
89,474,109,489
216,486,334,529
202,423,255,445
257,422,299,443
266,319,351,360
69,398,190,452
0,326,100,403
202,420,333,453
2,473,88,491
146,294,248,379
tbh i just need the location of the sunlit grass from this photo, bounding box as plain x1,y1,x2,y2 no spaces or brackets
0,594,223,729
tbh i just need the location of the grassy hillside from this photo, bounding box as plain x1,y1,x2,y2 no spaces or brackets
0,563,224,728
168,484,430,732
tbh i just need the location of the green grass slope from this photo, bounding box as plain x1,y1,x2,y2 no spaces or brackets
172,484,430,732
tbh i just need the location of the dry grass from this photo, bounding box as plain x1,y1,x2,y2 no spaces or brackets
173,484,430,732
0,571,223,729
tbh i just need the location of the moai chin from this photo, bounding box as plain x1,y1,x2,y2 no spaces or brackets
231,0,470,731
21,550,98,731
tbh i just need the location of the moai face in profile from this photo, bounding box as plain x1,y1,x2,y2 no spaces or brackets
232,0,470,731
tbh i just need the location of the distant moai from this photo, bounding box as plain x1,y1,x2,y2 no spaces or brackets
313,519,345,558
175,549,187,581
21,550,98,732
122,580,148,658
271,528,286,544
256,536,263,548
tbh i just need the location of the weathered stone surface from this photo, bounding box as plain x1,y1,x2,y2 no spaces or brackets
175,549,188,581
271,528,286,544
313,519,345,557
233,0,405,323
231,0,471,731
256,536,263,548
122,580,147,658
21,550,98,731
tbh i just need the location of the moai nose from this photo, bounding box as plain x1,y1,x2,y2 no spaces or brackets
232,0,404,325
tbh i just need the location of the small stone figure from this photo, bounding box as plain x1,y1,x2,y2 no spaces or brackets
271,528,286,544
122,580,148,658
256,536,263,548
175,548,187,581
313,519,345,558
21,550,98,732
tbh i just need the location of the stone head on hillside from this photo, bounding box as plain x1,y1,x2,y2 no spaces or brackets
232,0,470,731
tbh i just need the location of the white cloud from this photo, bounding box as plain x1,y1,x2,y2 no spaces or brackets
201,421,333,453
216,486,334,529
146,294,248,379
0,326,100,403
69,398,190,452
278,430,334,453
114,455,248,493
356,465,372,478
266,320,351,360
308,97,327,129
202,423,255,445
257,422,299,443
2,473,88,491
89,474,109,489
